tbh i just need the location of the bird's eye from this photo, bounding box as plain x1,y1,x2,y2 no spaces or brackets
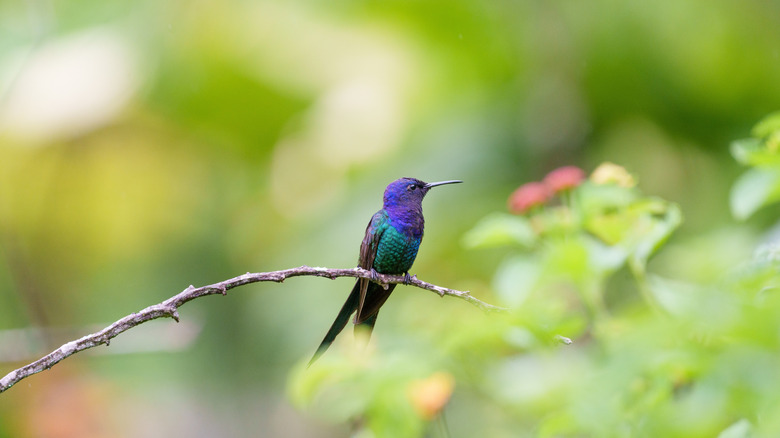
407,183,417,191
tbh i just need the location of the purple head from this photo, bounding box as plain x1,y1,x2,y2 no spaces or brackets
383,177,462,209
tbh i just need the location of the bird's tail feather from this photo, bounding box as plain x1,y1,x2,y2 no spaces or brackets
352,282,395,353
309,281,397,366
308,280,361,367
355,283,396,324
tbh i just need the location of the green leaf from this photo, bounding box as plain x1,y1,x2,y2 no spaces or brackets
585,212,636,245
462,213,536,249
645,274,700,317
730,168,780,220
752,111,780,139
717,419,752,438
730,138,780,167
583,235,628,276
578,181,638,213
628,197,671,215
629,202,683,274
544,238,589,284
730,138,762,165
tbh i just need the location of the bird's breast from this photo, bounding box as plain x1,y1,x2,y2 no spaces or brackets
373,224,422,274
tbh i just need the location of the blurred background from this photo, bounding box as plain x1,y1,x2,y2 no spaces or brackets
1,0,780,437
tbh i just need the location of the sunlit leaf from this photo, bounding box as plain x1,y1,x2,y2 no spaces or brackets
730,138,780,167
629,202,683,274
731,138,761,164
585,212,637,245
544,238,589,283
578,181,638,213
729,168,780,220
583,236,628,276
645,274,700,317
752,111,780,139
629,197,671,215
717,418,752,438
580,182,643,245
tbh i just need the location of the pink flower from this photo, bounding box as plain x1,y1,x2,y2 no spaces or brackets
508,182,550,214
543,166,585,193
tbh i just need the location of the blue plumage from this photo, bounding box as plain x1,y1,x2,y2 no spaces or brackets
308,177,462,365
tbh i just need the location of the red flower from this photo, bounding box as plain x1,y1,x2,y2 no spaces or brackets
508,182,550,214
543,166,585,193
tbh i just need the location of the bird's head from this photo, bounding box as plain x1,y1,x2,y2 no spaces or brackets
383,177,462,208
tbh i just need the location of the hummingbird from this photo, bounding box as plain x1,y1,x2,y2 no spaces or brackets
309,177,462,365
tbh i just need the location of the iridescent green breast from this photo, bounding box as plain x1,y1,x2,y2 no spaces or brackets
373,225,422,274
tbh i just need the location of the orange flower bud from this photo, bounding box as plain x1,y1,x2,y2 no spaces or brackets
408,372,455,420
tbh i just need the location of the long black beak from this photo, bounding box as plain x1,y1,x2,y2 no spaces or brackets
424,180,463,189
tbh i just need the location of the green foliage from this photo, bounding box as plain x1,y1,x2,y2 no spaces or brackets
3,0,780,434
730,112,780,220
293,119,780,436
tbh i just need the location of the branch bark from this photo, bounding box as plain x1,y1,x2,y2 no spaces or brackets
0,265,504,393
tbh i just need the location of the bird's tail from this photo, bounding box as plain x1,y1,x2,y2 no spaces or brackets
308,280,396,366
308,280,361,367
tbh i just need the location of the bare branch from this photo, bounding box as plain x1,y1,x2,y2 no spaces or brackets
0,265,504,393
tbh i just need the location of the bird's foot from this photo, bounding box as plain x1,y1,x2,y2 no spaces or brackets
369,268,379,282
403,272,414,285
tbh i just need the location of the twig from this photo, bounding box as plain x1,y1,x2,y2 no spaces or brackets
0,265,504,393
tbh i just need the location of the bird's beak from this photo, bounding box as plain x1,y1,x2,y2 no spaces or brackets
424,180,463,189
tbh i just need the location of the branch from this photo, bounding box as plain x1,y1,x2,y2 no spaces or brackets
0,265,504,393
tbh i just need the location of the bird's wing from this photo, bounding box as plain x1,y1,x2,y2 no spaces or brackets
355,210,387,322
